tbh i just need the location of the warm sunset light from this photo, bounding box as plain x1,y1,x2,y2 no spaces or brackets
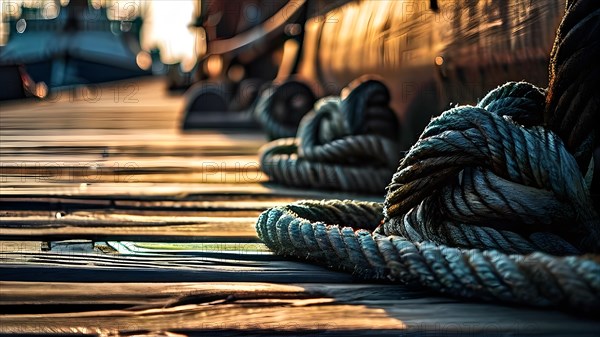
1,0,199,66
140,0,197,66
1,1,598,335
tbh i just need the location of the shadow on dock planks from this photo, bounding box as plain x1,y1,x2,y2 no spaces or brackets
1,78,599,336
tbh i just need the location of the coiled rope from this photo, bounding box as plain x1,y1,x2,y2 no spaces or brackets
255,1,600,314
545,0,600,173
253,80,317,140
259,78,400,194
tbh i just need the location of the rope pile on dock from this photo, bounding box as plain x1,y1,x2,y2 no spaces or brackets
253,80,317,140
256,0,600,314
258,78,400,194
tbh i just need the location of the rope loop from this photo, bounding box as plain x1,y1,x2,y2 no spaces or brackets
384,88,599,255
255,1,600,314
254,79,317,140
259,77,400,194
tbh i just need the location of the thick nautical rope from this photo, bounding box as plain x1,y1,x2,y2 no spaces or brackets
256,0,600,314
254,80,316,140
256,82,600,314
545,0,600,173
259,79,400,194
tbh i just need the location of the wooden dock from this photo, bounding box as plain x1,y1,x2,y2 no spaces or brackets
1,78,599,336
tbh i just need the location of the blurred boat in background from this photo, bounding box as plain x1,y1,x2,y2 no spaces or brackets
0,0,151,97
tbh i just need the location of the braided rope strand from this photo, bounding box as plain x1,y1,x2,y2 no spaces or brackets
257,81,600,313
255,2,600,314
254,80,317,140
259,80,401,194
256,199,600,313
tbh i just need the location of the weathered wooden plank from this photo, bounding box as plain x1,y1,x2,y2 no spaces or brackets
0,209,263,218
103,241,271,256
0,302,406,336
1,173,265,185
303,284,600,336
0,282,416,336
105,241,275,251
0,241,42,252
0,198,378,243
0,213,263,224
0,216,258,227
0,281,312,307
6,77,597,336
0,184,383,200
0,192,379,242
2,139,259,160
0,264,353,283
1,154,264,185
0,156,262,169
0,145,262,157
26,240,271,259
0,195,351,211
1,282,599,336
0,250,282,267
0,224,259,242
0,250,354,283
0,79,182,131
0,131,265,147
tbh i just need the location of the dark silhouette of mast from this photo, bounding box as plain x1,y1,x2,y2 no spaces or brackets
64,0,89,31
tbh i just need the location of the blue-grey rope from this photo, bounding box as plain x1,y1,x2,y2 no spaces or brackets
257,201,600,312
253,80,316,140
256,1,600,314
256,81,600,314
259,80,401,194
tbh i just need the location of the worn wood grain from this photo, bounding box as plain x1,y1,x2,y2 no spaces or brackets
2,78,599,336
0,281,313,307
0,302,408,336
0,250,355,283
1,282,599,336
0,224,259,242
0,184,381,200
